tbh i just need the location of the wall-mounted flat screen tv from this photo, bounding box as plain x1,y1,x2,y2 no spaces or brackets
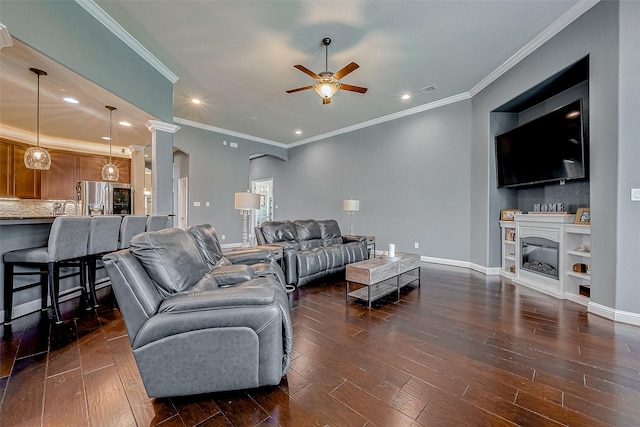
495,99,587,188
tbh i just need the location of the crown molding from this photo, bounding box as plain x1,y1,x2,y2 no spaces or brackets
74,0,179,84
145,120,180,134
174,117,287,148
469,0,599,97
0,126,130,157
289,92,471,148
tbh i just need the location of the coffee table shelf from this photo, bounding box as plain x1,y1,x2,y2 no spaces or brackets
346,252,420,307
347,272,420,303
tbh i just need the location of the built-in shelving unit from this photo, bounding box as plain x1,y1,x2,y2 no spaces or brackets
499,221,517,278
564,224,591,303
499,215,591,306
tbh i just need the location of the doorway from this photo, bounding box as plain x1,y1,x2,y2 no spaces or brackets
252,178,273,228
177,177,189,229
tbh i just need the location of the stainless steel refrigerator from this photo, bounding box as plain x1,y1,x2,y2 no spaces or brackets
77,181,133,215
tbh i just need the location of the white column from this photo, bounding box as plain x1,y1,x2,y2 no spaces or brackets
128,144,146,215
145,120,180,220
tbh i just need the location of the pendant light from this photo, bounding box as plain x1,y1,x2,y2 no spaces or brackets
24,68,51,170
102,105,119,181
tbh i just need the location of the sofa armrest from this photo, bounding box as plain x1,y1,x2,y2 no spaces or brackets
342,234,367,243
159,285,275,313
200,264,254,287
224,248,274,265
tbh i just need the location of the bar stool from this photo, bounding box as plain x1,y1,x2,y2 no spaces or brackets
118,215,147,249
3,216,92,324
146,215,169,231
85,215,122,307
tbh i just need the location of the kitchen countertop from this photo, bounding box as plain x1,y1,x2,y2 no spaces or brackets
0,216,57,225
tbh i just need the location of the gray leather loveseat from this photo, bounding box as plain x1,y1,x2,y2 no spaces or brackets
103,225,292,398
255,219,368,287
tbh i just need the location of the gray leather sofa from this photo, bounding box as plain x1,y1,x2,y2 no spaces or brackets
103,226,292,398
255,219,368,286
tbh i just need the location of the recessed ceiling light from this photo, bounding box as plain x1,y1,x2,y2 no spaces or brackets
295,130,302,135
191,98,201,104
119,121,132,127
401,94,411,100
63,97,79,104
101,136,111,141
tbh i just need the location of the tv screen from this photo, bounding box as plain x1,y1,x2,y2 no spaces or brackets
495,99,587,188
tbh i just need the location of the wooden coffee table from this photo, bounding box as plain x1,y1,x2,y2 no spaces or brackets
345,252,421,307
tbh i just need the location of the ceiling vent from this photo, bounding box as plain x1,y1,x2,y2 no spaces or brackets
419,85,437,94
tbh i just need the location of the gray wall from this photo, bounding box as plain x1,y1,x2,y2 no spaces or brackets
3,0,173,122
173,125,286,243
250,100,473,263
470,1,621,309
615,1,640,314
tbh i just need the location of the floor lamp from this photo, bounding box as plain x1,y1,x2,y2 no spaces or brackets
343,199,360,235
235,191,261,247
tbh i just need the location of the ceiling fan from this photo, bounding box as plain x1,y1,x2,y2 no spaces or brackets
286,37,368,105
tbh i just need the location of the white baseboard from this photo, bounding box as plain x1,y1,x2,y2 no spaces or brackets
588,302,640,326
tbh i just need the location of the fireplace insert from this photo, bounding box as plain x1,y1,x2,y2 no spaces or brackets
521,237,559,280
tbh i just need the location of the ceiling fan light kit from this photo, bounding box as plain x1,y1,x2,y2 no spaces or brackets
286,37,367,104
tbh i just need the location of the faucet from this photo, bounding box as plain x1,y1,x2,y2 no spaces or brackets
63,200,78,216
52,202,63,216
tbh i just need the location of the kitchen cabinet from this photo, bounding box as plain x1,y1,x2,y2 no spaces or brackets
13,144,41,199
0,141,12,196
0,139,131,199
78,154,130,184
41,151,78,200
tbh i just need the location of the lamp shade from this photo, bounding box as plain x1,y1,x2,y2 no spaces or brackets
343,199,360,211
235,192,260,210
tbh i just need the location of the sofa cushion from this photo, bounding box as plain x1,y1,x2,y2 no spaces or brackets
130,228,209,295
296,248,328,277
322,237,343,247
299,239,323,250
317,219,342,238
187,224,231,268
261,220,298,243
323,245,345,269
293,219,321,241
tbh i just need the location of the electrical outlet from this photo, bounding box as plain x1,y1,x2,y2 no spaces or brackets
632,188,640,201
206,202,210,207
193,201,200,207
221,234,225,240
414,242,419,249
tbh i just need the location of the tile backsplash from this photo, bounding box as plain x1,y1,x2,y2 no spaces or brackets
0,199,77,217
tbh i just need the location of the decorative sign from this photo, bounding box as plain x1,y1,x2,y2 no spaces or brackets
532,203,566,213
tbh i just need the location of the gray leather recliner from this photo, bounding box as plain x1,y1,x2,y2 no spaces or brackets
103,226,292,398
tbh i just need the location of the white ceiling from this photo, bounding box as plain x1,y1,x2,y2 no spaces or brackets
0,0,590,150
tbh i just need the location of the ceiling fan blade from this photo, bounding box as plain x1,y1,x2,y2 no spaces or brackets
322,97,331,105
294,65,320,79
286,85,314,94
334,62,359,80
339,83,368,94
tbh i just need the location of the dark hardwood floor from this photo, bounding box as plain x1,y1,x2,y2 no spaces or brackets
2,263,640,426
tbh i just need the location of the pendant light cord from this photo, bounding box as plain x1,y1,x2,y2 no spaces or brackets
36,73,40,148
109,108,113,163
